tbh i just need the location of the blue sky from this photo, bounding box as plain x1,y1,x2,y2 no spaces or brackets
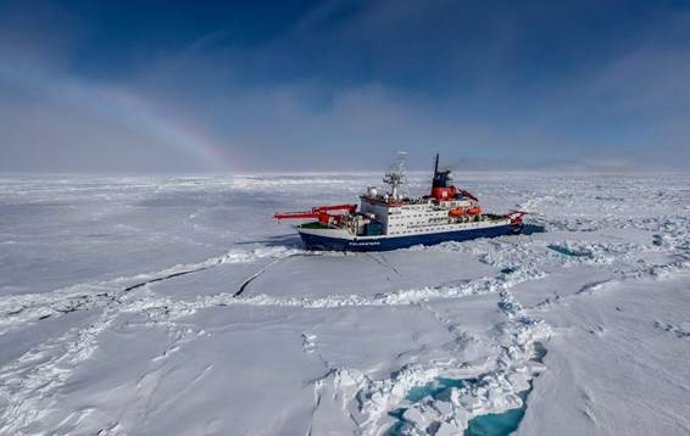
1,0,689,172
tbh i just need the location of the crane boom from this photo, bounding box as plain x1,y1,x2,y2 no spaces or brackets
273,204,357,224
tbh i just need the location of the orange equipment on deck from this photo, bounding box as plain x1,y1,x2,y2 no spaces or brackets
449,207,465,217
449,206,482,217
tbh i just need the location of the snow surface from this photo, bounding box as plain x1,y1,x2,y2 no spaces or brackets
0,172,689,435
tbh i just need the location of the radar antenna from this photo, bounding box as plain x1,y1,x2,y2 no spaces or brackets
383,151,407,200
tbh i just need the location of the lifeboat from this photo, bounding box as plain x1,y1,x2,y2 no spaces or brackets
449,207,466,217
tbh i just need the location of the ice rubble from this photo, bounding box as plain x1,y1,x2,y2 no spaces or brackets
322,256,552,435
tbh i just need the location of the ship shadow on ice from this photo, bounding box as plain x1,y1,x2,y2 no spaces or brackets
520,223,547,235
235,234,304,249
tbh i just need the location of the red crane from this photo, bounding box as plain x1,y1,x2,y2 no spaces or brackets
273,204,357,224
458,189,479,202
504,210,529,224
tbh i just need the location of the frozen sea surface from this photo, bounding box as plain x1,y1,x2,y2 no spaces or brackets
0,172,689,435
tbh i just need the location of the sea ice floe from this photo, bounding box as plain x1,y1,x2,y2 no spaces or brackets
1,172,688,434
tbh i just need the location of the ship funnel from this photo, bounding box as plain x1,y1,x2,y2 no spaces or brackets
430,154,456,201
432,154,451,188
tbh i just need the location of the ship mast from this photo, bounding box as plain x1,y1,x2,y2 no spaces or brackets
383,152,407,200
